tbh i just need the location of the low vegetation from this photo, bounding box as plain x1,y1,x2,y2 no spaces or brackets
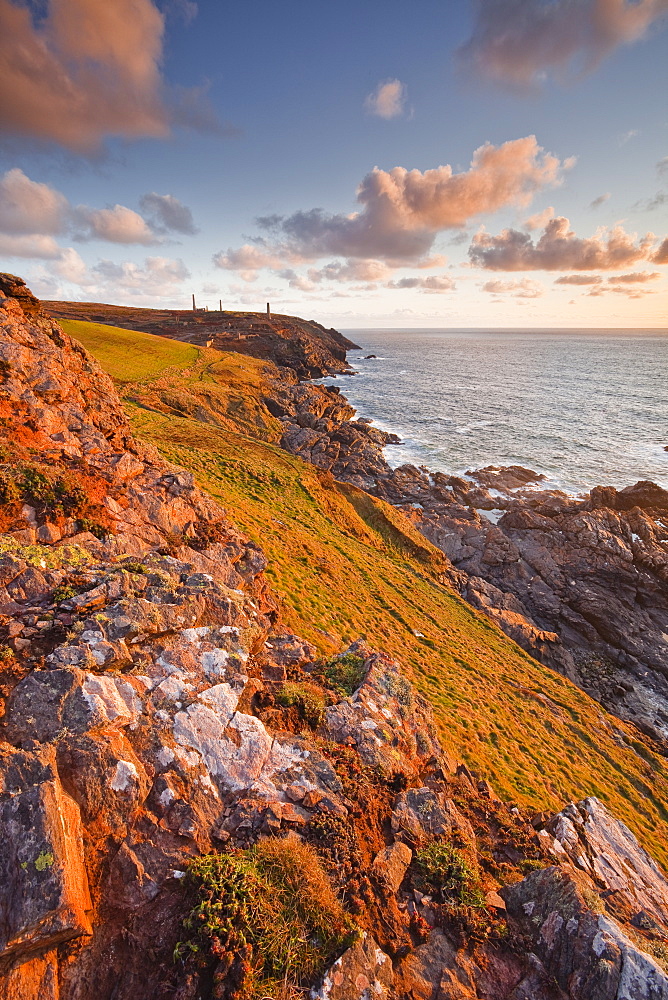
413,842,485,908
177,836,356,999
275,682,328,728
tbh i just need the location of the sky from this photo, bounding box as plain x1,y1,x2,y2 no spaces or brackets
0,0,667,328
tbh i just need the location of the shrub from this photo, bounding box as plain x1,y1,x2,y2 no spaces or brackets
18,466,88,517
52,584,78,605
413,842,485,908
176,836,357,999
324,653,366,696
0,470,19,506
77,517,110,540
0,645,15,662
275,682,328,728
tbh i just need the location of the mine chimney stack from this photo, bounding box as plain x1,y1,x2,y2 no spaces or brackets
267,302,271,317
219,300,222,312
192,293,196,311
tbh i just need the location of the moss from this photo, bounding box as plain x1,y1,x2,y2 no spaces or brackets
324,653,366,697
413,842,485,908
177,836,357,998
0,536,93,569
275,682,328,728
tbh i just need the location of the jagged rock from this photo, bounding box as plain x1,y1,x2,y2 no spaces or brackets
542,797,668,934
372,841,413,893
313,932,394,999
503,866,668,1000
391,786,475,847
0,745,92,961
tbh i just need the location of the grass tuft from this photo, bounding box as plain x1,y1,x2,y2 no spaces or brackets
177,836,356,998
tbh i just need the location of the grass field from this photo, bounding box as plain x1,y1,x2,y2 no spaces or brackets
59,319,199,382
68,318,668,868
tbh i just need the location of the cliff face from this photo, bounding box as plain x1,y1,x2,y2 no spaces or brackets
2,276,668,1000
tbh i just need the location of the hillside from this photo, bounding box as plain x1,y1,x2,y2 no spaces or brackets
3,278,668,1000
65,315,668,864
48,300,359,378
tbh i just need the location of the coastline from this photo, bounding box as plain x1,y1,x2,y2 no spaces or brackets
323,329,668,494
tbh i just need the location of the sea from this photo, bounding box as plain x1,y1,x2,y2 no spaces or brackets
320,328,668,495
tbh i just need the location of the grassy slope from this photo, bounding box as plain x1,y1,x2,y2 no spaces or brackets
59,319,198,382
69,319,668,866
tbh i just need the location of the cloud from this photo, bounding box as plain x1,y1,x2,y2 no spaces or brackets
0,168,68,235
0,169,196,251
386,275,457,292
212,244,298,281
554,274,603,285
633,191,667,211
457,0,668,91
524,206,554,230
590,192,611,209
618,128,640,145
0,0,214,152
245,136,568,266
0,233,62,258
49,247,90,283
307,259,393,283
139,192,198,235
653,237,668,263
364,79,407,119
612,270,660,282
92,256,190,295
469,216,662,270
73,204,157,244
481,277,543,297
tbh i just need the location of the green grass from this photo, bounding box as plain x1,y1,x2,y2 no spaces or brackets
60,319,199,382
72,318,668,870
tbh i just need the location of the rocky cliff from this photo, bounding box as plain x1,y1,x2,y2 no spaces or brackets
2,275,668,1000
272,378,668,748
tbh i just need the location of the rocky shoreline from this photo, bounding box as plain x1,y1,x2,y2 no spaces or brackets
271,363,668,748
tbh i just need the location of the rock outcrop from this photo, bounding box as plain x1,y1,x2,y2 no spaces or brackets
3,275,668,1000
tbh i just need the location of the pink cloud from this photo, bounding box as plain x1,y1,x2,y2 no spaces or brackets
386,275,457,292
554,274,603,285
0,0,215,152
481,277,543,297
234,136,568,267
470,216,662,270
458,0,668,91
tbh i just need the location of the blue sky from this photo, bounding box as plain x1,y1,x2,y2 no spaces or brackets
0,0,666,326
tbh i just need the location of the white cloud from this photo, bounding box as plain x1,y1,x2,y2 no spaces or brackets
73,204,157,244
364,79,407,119
470,216,661,271
0,168,68,235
